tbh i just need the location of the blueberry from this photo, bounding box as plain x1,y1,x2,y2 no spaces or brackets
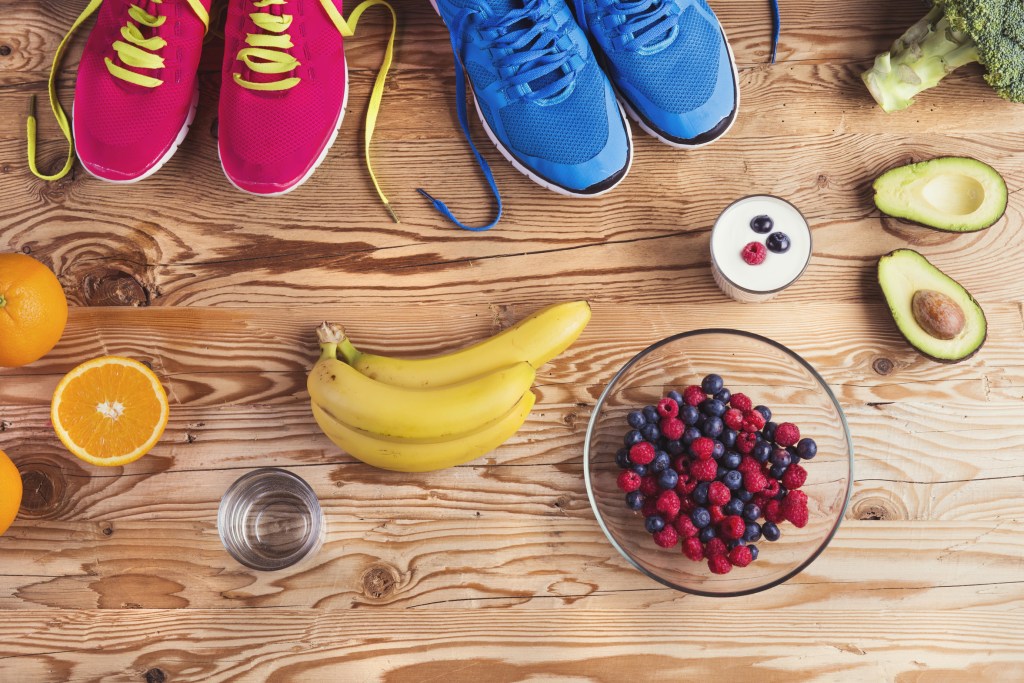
770,448,792,468
743,503,762,521
720,429,738,449
766,231,791,254
699,526,717,543
711,440,726,459
657,468,679,490
700,398,727,417
722,451,742,470
748,544,759,561
666,440,685,456
797,437,818,460
714,388,731,403
645,515,666,533
701,374,724,395
631,464,648,477
716,463,727,480
694,415,707,432
775,485,789,501
682,427,701,446
691,507,711,529
769,464,788,479
615,448,631,469
762,422,777,443
703,416,724,439
627,410,646,429
752,442,772,463
625,491,645,510
750,214,774,234
624,429,643,447
692,482,710,505
723,469,743,490
755,405,772,422
736,489,753,503
651,451,671,473
667,390,683,406
743,522,762,542
762,521,781,541
680,404,700,426
730,539,745,549
640,423,660,443
642,406,660,424
724,498,744,516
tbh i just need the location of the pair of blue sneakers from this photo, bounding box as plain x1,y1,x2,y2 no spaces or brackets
421,0,738,230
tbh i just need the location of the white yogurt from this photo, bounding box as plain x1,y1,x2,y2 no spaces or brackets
710,195,812,303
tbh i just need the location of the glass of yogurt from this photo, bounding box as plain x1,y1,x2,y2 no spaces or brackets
710,195,812,303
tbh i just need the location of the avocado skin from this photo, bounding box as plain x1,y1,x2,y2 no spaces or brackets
873,157,1008,233
877,249,987,364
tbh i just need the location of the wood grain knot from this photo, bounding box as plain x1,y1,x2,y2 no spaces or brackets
100,523,114,537
0,46,11,57
144,668,166,683
851,493,908,521
872,357,895,375
0,420,11,432
361,564,400,599
81,268,149,307
817,174,830,188
18,456,82,519
489,304,516,333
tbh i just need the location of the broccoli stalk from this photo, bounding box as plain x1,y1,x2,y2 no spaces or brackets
862,5,981,112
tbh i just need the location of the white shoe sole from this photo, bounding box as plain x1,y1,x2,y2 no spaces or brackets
218,56,350,197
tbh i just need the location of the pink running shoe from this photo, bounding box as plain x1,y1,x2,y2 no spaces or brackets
219,0,352,196
27,0,211,183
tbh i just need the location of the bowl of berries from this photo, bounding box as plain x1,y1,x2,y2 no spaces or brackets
584,329,854,596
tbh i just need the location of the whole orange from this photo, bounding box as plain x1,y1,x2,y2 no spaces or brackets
0,449,22,536
0,253,68,367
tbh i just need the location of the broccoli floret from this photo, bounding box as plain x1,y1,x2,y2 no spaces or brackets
862,1,1024,112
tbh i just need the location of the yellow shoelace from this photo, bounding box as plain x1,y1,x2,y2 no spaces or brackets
26,0,210,181
235,0,398,220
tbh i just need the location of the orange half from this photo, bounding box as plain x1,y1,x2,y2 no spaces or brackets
51,356,169,467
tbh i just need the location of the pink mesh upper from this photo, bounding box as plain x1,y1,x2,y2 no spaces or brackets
72,0,209,181
218,0,348,195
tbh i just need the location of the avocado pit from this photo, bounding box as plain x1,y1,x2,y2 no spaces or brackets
912,289,966,340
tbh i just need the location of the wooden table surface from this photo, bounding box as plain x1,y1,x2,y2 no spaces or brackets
3,0,1024,680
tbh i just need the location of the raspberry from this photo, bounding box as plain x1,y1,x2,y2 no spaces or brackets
752,495,770,510
690,459,718,482
675,515,699,538
682,536,704,562
616,471,641,492
704,537,727,558
708,554,733,574
736,432,758,454
723,408,744,430
785,503,809,528
707,481,731,506
764,499,785,524
743,470,768,493
657,398,679,418
738,456,760,475
786,489,808,507
642,499,659,517
690,437,715,461
709,505,725,524
775,422,801,447
677,478,698,496
728,545,753,568
719,515,745,540
782,463,807,490
656,490,681,520
639,475,659,497
660,417,684,441
672,456,689,473
741,241,767,266
742,409,766,432
763,478,781,498
679,496,696,514
730,393,752,412
629,442,656,465
653,526,679,548
683,385,705,407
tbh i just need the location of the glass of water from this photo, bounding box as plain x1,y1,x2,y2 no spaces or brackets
218,468,324,571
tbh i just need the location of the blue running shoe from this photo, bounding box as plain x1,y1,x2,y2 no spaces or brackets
423,0,632,230
572,0,739,147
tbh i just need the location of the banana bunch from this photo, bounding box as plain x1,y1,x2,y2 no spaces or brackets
308,301,591,472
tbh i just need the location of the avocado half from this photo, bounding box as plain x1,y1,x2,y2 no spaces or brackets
878,249,987,363
873,157,1007,232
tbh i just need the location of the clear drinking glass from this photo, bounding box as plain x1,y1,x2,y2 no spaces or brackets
218,468,324,571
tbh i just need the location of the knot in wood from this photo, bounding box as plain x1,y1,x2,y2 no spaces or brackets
872,357,895,376
144,668,167,683
82,268,149,307
851,493,907,521
361,564,400,599
18,457,78,519
0,45,11,57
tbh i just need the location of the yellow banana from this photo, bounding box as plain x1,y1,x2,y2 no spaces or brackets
311,391,535,472
309,324,535,440
335,300,591,388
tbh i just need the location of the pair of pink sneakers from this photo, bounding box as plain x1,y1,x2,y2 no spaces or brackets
28,0,395,208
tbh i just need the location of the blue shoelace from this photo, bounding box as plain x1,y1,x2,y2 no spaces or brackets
591,0,681,52
419,0,583,231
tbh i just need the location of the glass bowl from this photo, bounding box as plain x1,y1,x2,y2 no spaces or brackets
584,330,854,597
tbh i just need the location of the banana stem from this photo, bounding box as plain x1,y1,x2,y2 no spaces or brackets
316,322,345,361
336,337,363,365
